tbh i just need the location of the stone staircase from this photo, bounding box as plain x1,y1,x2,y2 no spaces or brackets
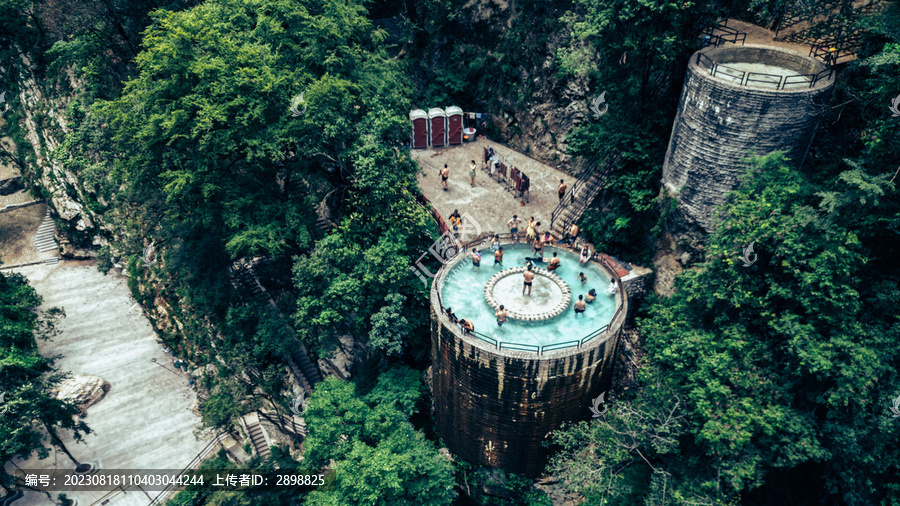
34,209,58,252
242,412,272,460
550,152,620,239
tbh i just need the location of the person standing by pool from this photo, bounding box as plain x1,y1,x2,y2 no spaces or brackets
469,160,477,187
558,179,567,204
507,215,521,242
460,319,474,334
564,223,579,248
494,247,503,266
523,264,535,296
547,252,561,271
585,289,597,303
491,234,500,252
495,305,508,326
532,237,543,256
574,295,586,315
525,217,536,241
446,307,459,324
471,250,481,268
441,164,450,191
542,231,554,246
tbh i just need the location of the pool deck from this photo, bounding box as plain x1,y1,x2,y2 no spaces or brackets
411,137,574,239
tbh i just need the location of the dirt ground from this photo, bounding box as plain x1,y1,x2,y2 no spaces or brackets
0,203,47,266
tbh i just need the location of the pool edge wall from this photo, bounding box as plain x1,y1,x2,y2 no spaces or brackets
430,254,627,477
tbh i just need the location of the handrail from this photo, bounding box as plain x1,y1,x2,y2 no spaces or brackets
696,52,832,90
146,431,230,506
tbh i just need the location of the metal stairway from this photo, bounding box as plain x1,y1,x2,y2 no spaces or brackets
550,151,620,238
229,259,322,392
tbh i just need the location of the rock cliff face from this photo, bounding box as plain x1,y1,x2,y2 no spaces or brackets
12,50,98,233
453,0,591,174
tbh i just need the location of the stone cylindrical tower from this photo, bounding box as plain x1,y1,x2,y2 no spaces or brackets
430,252,627,477
662,44,834,233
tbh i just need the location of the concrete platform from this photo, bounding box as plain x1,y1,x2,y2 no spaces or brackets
4,261,209,506
411,138,574,238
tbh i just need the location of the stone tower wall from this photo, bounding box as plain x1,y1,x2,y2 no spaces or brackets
662,45,834,233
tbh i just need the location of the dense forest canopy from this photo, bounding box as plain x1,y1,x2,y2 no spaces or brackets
0,0,898,504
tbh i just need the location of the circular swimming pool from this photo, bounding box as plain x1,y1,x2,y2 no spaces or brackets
438,243,618,348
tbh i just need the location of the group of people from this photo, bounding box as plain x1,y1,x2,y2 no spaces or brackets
445,307,476,335
439,160,480,191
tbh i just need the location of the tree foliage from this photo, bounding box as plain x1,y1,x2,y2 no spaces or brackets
302,368,455,505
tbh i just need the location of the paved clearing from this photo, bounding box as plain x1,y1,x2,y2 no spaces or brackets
411,138,574,238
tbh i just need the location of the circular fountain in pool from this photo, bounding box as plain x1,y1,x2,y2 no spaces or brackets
430,242,627,476
483,266,571,321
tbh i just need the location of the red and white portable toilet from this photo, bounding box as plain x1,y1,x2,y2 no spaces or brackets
445,106,463,145
409,109,429,149
428,108,446,147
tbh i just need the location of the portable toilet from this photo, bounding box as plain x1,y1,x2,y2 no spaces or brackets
428,108,446,147
410,109,429,149
446,106,463,145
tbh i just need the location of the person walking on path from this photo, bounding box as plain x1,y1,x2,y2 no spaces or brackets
441,164,450,191
494,247,503,266
495,305,508,326
507,215,522,242
574,295,586,315
523,264,535,296
558,179,567,204
469,160,477,187
547,252,561,271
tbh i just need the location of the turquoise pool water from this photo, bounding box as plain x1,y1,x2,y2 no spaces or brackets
439,243,617,348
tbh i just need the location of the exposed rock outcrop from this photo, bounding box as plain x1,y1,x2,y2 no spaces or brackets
54,374,111,413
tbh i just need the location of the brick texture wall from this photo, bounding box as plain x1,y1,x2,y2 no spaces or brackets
662,45,833,232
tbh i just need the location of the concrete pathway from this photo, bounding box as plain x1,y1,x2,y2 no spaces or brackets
4,261,209,506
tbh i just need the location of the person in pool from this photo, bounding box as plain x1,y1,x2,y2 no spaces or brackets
586,289,597,303
579,245,592,266
471,250,481,268
547,252,561,271
495,305,508,326
494,247,503,265
574,295,586,315
532,237,543,255
578,272,587,284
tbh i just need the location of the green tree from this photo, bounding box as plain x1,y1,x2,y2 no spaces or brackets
302,369,455,505
0,270,91,493
638,152,900,502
